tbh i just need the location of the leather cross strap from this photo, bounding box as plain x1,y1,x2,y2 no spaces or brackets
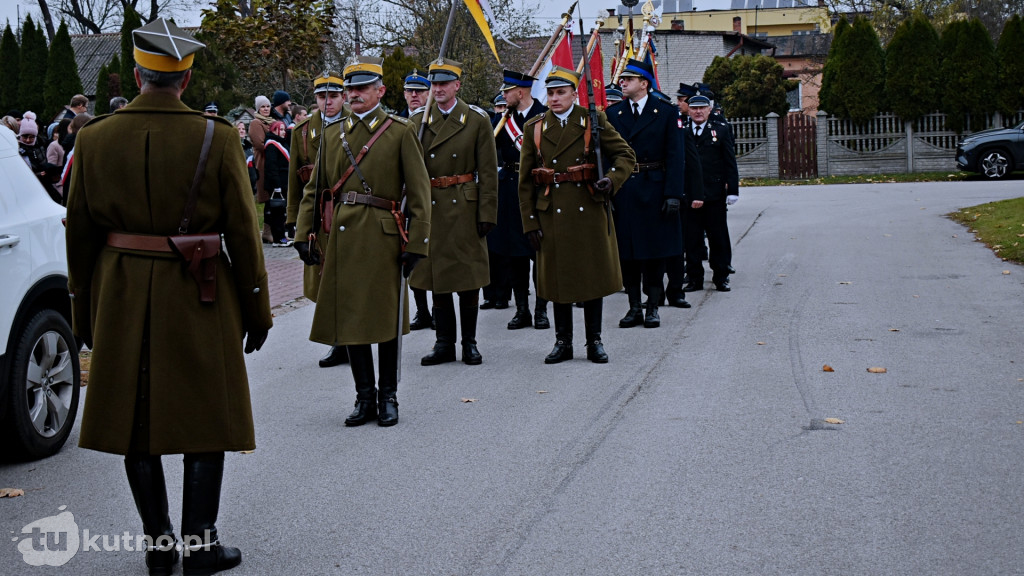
334,191,398,211
330,118,394,196
429,173,474,188
180,119,216,234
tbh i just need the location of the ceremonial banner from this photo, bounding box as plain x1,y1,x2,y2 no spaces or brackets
464,0,503,63
532,29,575,104
643,35,660,91
577,36,607,110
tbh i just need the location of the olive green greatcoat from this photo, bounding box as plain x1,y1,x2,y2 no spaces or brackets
517,105,635,303
65,93,273,456
408,98,498,294
286,111,326,301
296,106,431,345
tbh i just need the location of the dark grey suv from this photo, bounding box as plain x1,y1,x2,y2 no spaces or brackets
956,121,1024,179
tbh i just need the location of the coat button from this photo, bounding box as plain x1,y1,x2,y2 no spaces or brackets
579,206,584,211
339,225,346,231
430,153,435,158
552,159,557,164
529,215,535,219
424,238,429,243
452,153,457,158
452,199,457,204
556,208,561,213
431,200,436,205
253,287,260,294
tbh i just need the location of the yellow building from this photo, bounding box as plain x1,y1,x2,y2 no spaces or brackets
600,1,830,37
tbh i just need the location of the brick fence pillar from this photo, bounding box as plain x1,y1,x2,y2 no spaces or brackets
766,112,779,179
816,111,828,178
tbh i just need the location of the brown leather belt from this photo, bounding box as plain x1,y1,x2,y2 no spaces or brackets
107,231,173,252
500,161,521,172
552,164,597,183
334,191,398,211
430,173,474,188
633,161,665,173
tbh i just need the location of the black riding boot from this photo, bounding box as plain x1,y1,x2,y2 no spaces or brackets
125,455,178,576
459,292,483,365
619,284,643,328
421,300,457,365
534,297,550,329
318,345,349,367
181,452,241,576
507,289,532,330
410,288,433,330
584,299,608,363
544,303,574,364
376,338,399,426
644,283,662,328
344,345,378,426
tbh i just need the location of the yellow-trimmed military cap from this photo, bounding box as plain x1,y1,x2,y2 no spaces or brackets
545,66,580,89
427,57,462,82
344,56,384,87
132,18,205,72
314,69,344,93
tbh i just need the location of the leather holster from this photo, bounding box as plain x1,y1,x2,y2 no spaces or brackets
168,234,221,303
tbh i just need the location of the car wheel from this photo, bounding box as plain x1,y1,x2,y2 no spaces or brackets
979,149,1011,179
3,309,80,460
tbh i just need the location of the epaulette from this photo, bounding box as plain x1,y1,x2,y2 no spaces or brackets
293,115,312,130
524,115,543,127
468,104,489,119
411,105,426,116
388,114,410,125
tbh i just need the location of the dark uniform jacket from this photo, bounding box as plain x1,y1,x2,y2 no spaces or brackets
606,96,685,260
517,105,636,303
692,118,738,202
409,98,498,293
490,100,546,257
677,114,705,206
296,106,431,345
65,93,272,455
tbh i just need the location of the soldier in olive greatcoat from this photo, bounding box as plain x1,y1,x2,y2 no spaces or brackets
409,58,499,366
65,19,271,575
287,70,352,369
517,67,635,364
295,56,431,428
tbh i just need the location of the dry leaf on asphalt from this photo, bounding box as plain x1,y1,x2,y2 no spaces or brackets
756,342,766,345
824,418,844,425
537,391,548,394
460,398,477,403
867,367,888,373
1002,270,1011,275
0,488,25,498
888,328,900,332
823,364,835,372
838,281,852,285
239,450,255,454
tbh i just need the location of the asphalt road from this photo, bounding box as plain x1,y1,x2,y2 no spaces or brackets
3,180,1023,576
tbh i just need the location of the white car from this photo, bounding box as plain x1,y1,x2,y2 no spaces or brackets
0,127,80,460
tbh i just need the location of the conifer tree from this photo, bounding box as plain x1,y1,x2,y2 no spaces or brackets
941,18,996,132
381,46,423,113
17,16,48,118
0,24,20,113
832,16,885,123
120,9,142,101
995,14,1024,118
94,62,110,115
44,21,84,120
107,54,122,98
885,14,940,123
818,17,850,116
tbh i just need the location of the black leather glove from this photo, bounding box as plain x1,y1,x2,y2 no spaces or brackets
294,241,320,266
400,252,423,278
662,198,680,217
244,327,269,354
593,177,613,194
477,222,495,238
526,229,543,252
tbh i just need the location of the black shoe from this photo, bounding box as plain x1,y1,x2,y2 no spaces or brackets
666,292,692,308
410,311,433,331
643,305,660,328
507,306,532,330
544,339,573,364
318,346,349,368
683,281,703,292
182,542,241,576
715,280,731,292
377,398,399,427
147,543,179,576
344,401,378,426
534,301,550,329
727,265,736,274
421,344,456,366
494,300,510,310
619,305,643,328
462,344,483,365
480,300,496,310
586,340,609,363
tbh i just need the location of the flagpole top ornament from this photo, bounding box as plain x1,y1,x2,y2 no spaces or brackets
595,10,607,27
642,0,655,17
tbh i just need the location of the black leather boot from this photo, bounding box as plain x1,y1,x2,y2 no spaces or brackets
345,345,378,426
507,290,532,330
460,292,483,365
619,284,643,328
411,289,432,330
125,455,179,576
644,285,662,328
533,297,550,330
584,299,609,363
544,303,574,364
181,453,241,576
421,302,456,365
376,339,399,426
318,345,349,367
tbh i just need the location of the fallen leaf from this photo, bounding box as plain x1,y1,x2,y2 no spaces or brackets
460,398,477,403
239,450,255,454
888,328,900,332
823,364,835,372
1002,270,1011,275
824,418,844,424
913,295,919,298
0,488,25,498
952,234,958,238
867,367,888,373
778,274,787,277
537,391,548,394
838,281,852,285
756,341,766,345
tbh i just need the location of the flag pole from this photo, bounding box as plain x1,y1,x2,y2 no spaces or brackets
418,0,460,141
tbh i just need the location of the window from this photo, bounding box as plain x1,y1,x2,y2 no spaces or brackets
786,83,802,112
